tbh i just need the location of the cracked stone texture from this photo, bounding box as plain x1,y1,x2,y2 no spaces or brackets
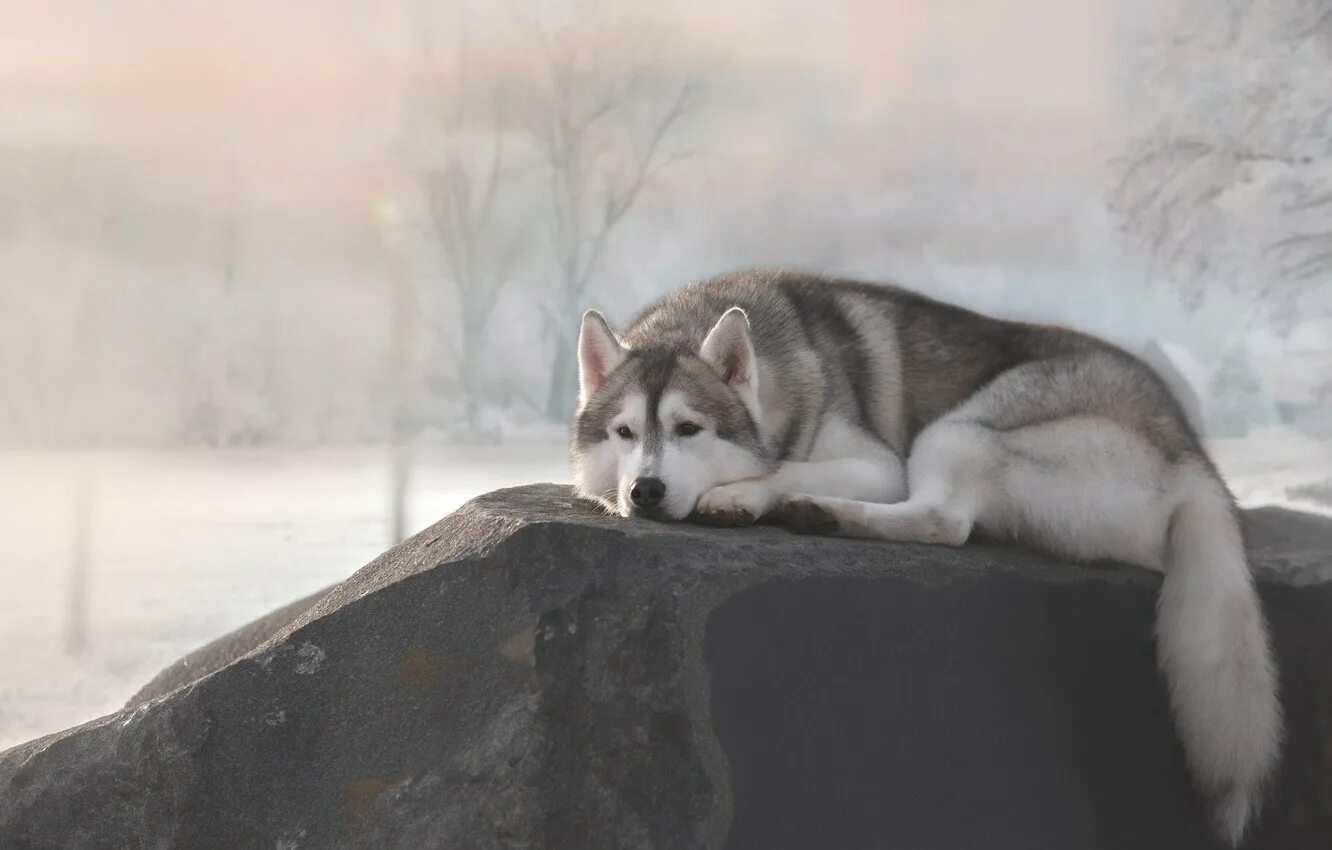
0,484,1329,849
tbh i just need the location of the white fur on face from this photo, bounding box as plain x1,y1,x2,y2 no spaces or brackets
648,392,768,519
572,438,618,511
574,393,645,515
573,390,769,520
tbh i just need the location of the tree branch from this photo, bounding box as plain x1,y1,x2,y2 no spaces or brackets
572,79,698,297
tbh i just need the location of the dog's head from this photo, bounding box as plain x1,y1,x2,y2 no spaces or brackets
570,307,772,520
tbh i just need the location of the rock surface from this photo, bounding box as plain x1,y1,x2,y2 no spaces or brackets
1,484,1330,849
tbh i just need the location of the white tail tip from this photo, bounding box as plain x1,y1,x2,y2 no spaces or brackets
1215,786,1256,847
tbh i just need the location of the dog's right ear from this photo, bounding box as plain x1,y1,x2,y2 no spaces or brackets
700,306,760,418
577,309,625,409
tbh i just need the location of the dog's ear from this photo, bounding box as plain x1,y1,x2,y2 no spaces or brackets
578,309,625,408
700,307,760,414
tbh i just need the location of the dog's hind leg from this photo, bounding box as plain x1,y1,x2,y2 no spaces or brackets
780,494,974,543
779,415,992,543
777,356,1176,561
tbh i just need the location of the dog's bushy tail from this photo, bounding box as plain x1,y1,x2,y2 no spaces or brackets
1157,473,1282,845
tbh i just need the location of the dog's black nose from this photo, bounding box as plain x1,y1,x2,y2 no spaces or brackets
629,477,666,509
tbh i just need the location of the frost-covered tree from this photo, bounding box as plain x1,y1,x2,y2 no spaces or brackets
410,8,534,420
407,2,708,425
1208,344,1274,436
508,1,707,420
1112,0,1332,332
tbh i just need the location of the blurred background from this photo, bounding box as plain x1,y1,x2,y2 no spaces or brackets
2,0,1330,748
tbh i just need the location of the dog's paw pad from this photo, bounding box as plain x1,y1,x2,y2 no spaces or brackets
695,483,771,527
778,497,839,536
693,506,756,527
729,507,756,526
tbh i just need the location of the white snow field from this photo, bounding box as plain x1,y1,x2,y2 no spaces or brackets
0,443,570,750
1,432,1330,750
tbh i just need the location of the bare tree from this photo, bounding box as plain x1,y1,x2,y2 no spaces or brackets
413,9,532,423
509,2,704,420
1111,0,1332,332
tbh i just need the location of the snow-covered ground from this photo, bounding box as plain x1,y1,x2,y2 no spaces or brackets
1209,430,1332,518
0,443,569,750
2,432,1329,751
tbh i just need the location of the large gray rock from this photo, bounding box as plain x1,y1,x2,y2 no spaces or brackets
1,485,1330,849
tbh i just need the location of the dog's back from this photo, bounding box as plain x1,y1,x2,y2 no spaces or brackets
624,268,1201,463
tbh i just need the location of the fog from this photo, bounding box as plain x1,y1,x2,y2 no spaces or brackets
5,0,1327,447
1,0,1330,746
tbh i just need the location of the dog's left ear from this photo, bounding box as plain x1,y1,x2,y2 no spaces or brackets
700,307,760,415
578,309,625,409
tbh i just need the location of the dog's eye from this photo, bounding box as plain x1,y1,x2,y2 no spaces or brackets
615,425,634,440
677,422,702,437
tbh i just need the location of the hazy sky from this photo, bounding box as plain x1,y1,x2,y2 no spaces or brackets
0,0,1166,447
0,0,1122,268
0,0,1116,157
1,1,408,233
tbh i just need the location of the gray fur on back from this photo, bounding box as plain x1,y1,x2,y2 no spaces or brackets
609,268,1203,464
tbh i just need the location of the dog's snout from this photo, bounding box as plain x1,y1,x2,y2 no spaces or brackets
629,477,666,509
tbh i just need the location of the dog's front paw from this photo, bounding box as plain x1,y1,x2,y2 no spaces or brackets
777,495,840,536
694,481,776,527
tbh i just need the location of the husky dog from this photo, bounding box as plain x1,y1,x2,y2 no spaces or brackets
571,268,1281,844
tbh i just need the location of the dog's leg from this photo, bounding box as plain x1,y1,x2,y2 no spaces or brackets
779,494,974,543
777,413,991,540
696,452,905,527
